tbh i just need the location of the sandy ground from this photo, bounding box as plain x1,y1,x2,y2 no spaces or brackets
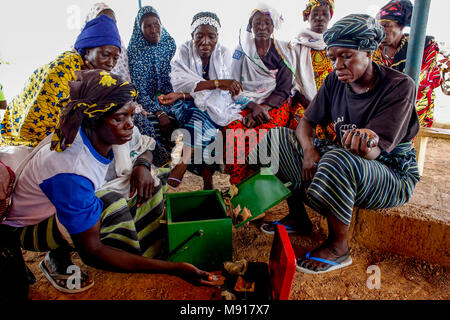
24,138,449,300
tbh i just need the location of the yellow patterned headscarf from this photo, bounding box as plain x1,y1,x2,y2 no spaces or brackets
303,0,335,21
51,69,138,152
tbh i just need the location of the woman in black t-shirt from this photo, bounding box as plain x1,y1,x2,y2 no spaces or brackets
252,14,420,274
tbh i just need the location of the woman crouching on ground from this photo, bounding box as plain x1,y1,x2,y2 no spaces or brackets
251,14,420,274
1,70,215,293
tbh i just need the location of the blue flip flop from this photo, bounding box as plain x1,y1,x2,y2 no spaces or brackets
296,251,352,274
260,220,299,235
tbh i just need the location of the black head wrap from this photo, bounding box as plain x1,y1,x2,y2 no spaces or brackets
377,0,413,27
323,14,386,52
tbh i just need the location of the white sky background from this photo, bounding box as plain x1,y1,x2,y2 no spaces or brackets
1,0,450,123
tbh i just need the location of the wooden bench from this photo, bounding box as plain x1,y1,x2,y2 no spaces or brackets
415,126,450,175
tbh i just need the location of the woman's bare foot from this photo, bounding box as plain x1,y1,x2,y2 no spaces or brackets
297,239,350,273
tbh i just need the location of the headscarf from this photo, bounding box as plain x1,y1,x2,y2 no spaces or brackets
377,0,413,27
303,0,335,21
247,3,284,32
78,3,131,82
82,2,112,30
50,69,138,152
171,40,243,126
233,4,295,104
127,6,176,112
323,14,385,52
191,11,221,34
290,28,327,101
74,15,121,56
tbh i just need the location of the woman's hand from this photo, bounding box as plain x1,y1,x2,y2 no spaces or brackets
156,111,174,138
175,262,217,286
341,128,380,159
243,113,257,129
302,146,322,183
130,165,155,208
218,80,244,97
158,93,183,106
248,102,271,125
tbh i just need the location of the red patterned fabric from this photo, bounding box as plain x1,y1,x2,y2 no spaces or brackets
223,101,290,185
288,49,337,141
373,36,442,127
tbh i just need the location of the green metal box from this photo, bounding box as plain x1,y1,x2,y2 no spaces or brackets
166,190,232,271
231,168,292,228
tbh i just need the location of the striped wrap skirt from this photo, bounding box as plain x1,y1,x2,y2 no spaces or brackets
11,169,170,259
249,127,420,226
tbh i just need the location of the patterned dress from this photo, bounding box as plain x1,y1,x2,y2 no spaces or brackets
288,49,336,141
224,41,293,185
0,51,84,147
372,35,442,128
127,7,177,139
224,102,290,185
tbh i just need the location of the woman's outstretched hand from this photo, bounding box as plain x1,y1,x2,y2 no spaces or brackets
158,92,183,106
175,262,218,286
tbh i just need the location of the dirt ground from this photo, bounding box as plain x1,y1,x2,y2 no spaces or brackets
25,138,449,300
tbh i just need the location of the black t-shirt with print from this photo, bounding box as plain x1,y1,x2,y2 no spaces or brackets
304,63,420,153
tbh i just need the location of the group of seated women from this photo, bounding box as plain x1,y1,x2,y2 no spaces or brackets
0,0,434,294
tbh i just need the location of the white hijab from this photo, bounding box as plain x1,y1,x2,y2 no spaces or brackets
231,4,295,104
290,28,327,101
170,41,243,127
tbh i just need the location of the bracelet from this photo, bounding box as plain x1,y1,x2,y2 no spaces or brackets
133,157,152,171
214,79,219,89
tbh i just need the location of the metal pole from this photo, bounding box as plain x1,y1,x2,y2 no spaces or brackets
405,0,431,94
138,0,142,9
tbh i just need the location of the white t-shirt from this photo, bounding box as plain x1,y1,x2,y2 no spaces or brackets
2,129,114,234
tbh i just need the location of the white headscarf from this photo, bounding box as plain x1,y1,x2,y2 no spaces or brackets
290,28,328,101
231,3,295,104
247,3,284,31
82,2,111,30
170,41,243,127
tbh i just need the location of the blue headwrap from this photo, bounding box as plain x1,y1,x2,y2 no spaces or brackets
74,14,121,56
